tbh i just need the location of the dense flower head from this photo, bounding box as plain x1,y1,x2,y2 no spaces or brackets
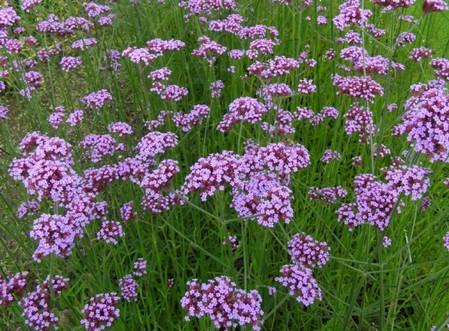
444,232,449,251
241,141,311,179
173,104,210,131
231,172,294,227
333,0,372,31
119,274,138,302
409,47,432,62
332,74,384,103
0,272,27,307
396,32,416,47
320,150,342,163
208,14,243,34
148,67,172,81
159,84,189,102
275,265,322,306
133,258,148,277
21,0,43,12
84,2,111,17
71,38,97,50
210,80,224,98
96,221,124,245
0,105,9,120
180,276,264,330
122,47,156,66
288,233,330,268
430,58,449,80
81,89,112,109
308,186,348,204
423,0,449,13
192,36,227,65
66,110,84,127
108,122,133,137
261,109,295,137
0,7,20,28
344,103,376,142
61,56,83,72
120,201,136,223
337,176,402,231
383,164,432,200
20,285,59,331
80,293,120,331
80,134,117,163
218,97,268,132
146,38,186,55
297,78,317,94
182,151,241,201
393,86,449,162
372,0,416,9
179,0,236,16
135,131,178,162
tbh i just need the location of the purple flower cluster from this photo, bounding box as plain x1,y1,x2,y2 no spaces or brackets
344,103,376,142
173,104,210,132
81,89,112,110
275,265,322,306
332,74,384,103
288,233,330,268
308,186,348,204
218,97,268,132
79,134,118,163
119,274,138,302
80,293,120,331
321,150,342,163
192,35,227,65
0,272,27,307
20,275,69,331
96,221,124,245
181,276,264,330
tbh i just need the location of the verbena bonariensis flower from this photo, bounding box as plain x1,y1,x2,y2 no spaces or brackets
393,85,449,162
20,275,68,329
119,201,136,223
332,74,384,103
409,47,432,62
148,67,172,81
260,109,295,137
0,105,9,120
133,258,147,277
182,151,241,201
231,172,294,227
430,58,449,80
396,32,416,47
66,109,84,127
108,122,133,137
288,233,330,268
308,186,348,204
80,293,120,331
192,36,227,65
241,141,310,181
275,265,322,306
181,276,264,330
179,0,236,16
336,175,402,231
96,221,124,245
217,97,268,132
208,14,243,34
71,38,97,51
141,159,180,213
297,78,316,94
84,2,110,17
247,56,299,80
159,85,189,102
0,272,27,307
333,0,372,31
372,0,415,9
173,104,210,132
210,80,224,98
81,89,112,110
344,103,376,142
135,131,178,163
238,25,279,40
249,38,278,56
146,38,185,55
79,134,117,163
122,47,156,66
18,200,40,218
0,7,20,28
61,56,83,72
320,150,342,163
119,275,138,302
21,0,43,12
383,164,432,200
423,0,449,13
